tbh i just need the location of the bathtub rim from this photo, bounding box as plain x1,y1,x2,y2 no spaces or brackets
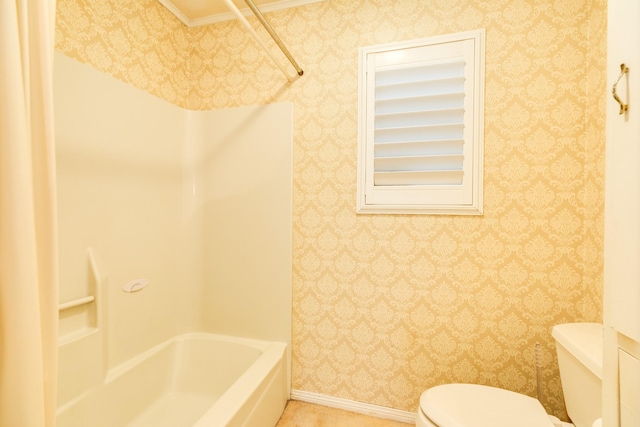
103,332,275,384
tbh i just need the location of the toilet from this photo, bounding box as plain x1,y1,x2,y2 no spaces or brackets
416,323,603,427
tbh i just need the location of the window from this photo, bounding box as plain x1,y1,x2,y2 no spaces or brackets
357,30,485,215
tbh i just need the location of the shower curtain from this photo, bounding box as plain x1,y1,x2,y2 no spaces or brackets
0,0,58,426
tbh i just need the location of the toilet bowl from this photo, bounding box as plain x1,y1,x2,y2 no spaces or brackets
416,383,556,427
416,323,603,427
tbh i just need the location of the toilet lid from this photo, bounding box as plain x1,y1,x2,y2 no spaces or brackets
420,384,554,427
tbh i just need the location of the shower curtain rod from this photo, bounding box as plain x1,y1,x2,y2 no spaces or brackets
221,0,304,79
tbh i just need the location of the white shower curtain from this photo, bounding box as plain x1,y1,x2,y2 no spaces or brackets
0,0,59,426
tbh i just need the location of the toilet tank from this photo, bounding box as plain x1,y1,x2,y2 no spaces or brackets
551,323,603,427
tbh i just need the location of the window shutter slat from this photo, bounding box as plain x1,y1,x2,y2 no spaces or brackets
375,154,464,172
375,60,466,85
375,77,465,100
374,170,464,186
375,93,465,114
374,123,464,143
375,107,464,129
374,139,464,157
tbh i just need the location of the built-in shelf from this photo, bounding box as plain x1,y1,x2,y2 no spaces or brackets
158,0,325,27
59,295,95,311
58,247,103,344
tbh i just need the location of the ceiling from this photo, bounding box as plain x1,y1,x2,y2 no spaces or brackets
158,0,324,27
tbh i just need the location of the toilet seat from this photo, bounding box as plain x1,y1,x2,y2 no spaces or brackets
419,384,555,427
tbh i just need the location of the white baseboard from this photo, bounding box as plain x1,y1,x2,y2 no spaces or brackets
290,389,416,424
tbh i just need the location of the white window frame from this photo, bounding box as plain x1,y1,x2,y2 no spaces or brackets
357,30,485,215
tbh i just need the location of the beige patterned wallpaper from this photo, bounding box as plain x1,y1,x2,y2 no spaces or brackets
55,0,607,419
55,0,190,106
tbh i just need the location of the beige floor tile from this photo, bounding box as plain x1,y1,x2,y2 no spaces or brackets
275,400,412,427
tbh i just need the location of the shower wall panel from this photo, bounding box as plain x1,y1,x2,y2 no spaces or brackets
199,103,293,348
54,52,201,369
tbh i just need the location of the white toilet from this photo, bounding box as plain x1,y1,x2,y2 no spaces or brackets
416,323,603,427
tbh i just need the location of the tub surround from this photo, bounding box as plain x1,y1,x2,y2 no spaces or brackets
54,50,293,423
55,0,607,420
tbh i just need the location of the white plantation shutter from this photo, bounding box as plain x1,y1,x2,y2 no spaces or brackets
357,30,484,214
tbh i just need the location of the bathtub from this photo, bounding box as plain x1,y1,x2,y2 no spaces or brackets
56,333,289,427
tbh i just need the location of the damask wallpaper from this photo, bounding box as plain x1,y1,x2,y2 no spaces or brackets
55,0,607,419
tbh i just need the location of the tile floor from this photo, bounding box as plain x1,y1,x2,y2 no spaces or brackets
275,400,413,427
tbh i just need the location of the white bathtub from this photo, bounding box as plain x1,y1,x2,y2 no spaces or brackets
57,333,289,427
